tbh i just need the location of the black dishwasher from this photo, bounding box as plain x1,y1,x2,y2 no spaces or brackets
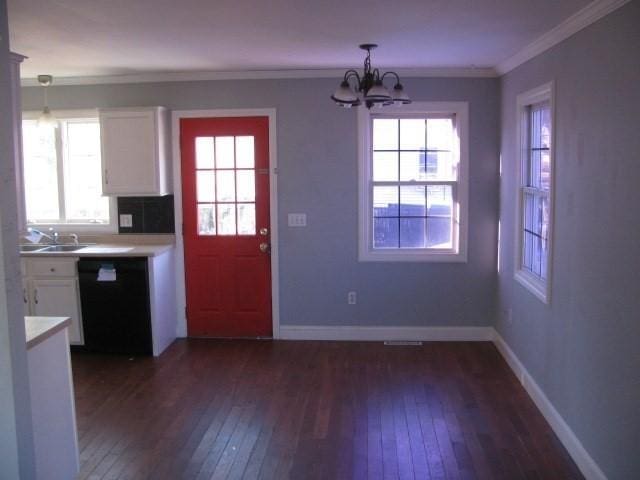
78,257,152,355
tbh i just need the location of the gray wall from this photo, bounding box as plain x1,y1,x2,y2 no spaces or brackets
497,2,640,479
21,76,500,328
0,0,36,477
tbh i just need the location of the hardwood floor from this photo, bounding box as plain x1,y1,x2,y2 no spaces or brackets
72,340,583,480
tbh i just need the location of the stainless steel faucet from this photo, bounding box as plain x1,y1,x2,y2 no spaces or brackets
26,227,72,245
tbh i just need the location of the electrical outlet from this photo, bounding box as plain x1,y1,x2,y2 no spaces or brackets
347,291,357,305
119,214,133,228
288,213,307,227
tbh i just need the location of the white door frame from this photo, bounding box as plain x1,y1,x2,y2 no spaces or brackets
171,108,280,339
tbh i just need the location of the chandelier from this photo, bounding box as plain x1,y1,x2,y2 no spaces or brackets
331,44,411,109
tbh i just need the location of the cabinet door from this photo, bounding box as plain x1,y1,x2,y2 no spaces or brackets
32,278,84,345
100,110,158,195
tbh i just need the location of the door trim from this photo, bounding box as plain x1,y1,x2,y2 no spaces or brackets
171,108,280,339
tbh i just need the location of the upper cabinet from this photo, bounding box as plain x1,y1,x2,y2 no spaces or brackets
99,107,171,196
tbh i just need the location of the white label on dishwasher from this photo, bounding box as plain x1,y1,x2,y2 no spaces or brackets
97,267,117,282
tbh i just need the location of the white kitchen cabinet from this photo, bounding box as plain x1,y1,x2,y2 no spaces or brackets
23,258,84,345
99,107,171,196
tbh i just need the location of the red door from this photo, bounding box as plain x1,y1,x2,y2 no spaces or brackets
181,116,272,337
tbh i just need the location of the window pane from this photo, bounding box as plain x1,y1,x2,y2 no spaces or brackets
427,185,452,217
374,218,399,248
426,152,455,180
64,122,109,222
427,185,452,248
530,106,542,149
236,170,255,202
532,235,542,276
541,195,550,242
400,119,425,150
399,152,425,181
215,136,234,168
22,121,60,221
216,170,235,202
196,170,215,203
522,231,534,272
67,122,99,156
427,118,453,151
540,150,551,191
217,204,236,235
373,186,398,217
541,106,551,148
400,218,426,248
197,204,216,235
196,137,214,169
237,203,256,235
427,217,452,248
373,152,398,181
373,119,398,150
529,150,541,188
235,136,255,168
400,186,426,217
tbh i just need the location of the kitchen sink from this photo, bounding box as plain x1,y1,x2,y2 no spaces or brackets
40,245,90,252
19,244,48,252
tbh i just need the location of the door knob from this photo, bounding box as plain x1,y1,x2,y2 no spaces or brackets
259,227,269,236
259,242,270,253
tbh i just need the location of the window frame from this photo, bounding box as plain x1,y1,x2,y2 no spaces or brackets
514,83,555,303
358,101,469,262
21,109,117,233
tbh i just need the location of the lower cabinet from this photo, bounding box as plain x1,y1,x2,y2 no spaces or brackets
22,258,84,345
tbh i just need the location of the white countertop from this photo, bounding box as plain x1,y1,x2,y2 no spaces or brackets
25,316,71,349
20,243,173,258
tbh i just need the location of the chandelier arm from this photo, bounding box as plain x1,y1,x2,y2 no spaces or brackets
343,69,361,85
381,71,401,85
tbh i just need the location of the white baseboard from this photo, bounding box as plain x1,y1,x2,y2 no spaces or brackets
278,325,494,341
492,330,607,480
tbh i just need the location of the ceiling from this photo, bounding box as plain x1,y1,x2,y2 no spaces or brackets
8,0,592,80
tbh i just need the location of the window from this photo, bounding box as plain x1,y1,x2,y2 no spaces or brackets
194,135,256,236
358,102,468,262
21,112,114,230
515,83,554,303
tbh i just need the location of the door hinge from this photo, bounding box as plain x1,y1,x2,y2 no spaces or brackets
182,223,185,235
185,306,188,320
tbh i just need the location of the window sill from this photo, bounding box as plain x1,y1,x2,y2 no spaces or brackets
359,248,467,263
514,269,549,304
27,222,118,235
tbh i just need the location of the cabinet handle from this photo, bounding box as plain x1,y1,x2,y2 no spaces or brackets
104,169,109,185
34,289,38,305
23,288,27,304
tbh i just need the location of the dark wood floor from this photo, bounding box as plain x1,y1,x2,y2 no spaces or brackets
72,340,582,480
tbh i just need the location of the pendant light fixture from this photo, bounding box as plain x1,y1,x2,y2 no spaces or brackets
331,44,411,109
37,74,58,128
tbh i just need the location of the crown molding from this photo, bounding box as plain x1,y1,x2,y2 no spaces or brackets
19,66,497,87
496,0,631,75
9,52,27,63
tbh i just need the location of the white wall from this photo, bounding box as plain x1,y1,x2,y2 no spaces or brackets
0,0,36,477
496,2,640,478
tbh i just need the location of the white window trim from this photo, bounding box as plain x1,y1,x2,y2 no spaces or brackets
357,101,469,262
21,109,117,234
514,83,555,304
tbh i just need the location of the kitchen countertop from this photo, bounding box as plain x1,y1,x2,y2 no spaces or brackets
25,316,71,349
20,243,173,258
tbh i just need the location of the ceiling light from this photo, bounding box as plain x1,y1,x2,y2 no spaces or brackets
37,74,58,129
331,44,411,109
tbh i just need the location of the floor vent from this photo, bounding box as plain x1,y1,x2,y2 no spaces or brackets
383,341,423,346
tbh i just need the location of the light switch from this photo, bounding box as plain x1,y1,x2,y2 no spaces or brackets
288,213,307,227
119,214,133,228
